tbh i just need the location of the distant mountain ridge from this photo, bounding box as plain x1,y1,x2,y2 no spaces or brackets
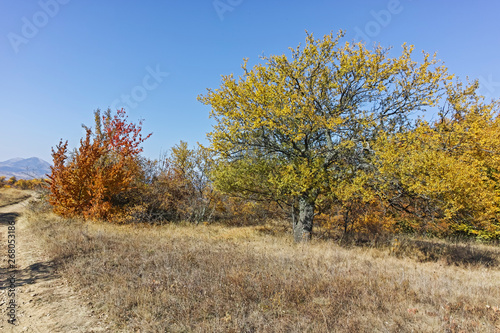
0,157,52,179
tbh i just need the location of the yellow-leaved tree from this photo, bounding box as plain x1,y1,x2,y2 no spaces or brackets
199,31,451,242
374,81,500,239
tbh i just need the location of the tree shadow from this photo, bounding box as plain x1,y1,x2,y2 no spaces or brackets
0,212,21,226
408,239,499,267
0,260,59,290
325,231,499,268
1,210,60,289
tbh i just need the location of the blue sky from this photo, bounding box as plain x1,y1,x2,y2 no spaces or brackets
1,0,499,163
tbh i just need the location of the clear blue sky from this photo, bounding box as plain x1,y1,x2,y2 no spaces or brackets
1,0,499,163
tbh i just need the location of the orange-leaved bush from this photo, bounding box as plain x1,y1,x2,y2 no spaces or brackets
47,108,152,220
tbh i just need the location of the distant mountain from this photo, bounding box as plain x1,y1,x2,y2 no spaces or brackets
0,157,52,179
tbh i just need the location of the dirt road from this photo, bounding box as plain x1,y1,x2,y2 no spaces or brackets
0,197,107,332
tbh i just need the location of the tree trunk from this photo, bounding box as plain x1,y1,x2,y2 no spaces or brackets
293,196,315,242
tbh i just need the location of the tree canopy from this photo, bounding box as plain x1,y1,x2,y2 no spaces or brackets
48,108,152,220
374,81,500,239
199,30,452,241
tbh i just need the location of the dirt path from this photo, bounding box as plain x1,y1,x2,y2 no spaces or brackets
0,197,108,332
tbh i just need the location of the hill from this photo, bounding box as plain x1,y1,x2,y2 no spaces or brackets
0,157,51,179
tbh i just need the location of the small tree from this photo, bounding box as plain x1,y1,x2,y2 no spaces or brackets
48,108,152,220
200,31,451,242
153,141,218,223
8,176,17,186
374,81,500,239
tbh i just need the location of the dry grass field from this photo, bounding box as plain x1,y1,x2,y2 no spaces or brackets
0,188,31,208
24,207,500,333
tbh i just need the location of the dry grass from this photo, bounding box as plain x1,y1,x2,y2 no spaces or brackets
0,187,32,207
26,211,500,332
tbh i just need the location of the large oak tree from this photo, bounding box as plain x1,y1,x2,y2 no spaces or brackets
199,31,451,242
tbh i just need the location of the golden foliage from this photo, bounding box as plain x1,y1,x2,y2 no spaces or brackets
200,30,451,241
374,81,500,239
